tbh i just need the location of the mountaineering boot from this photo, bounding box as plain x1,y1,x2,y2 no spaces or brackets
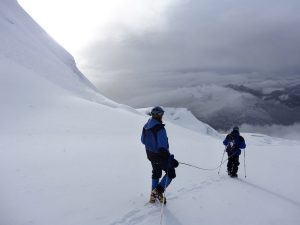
150,188,166,204
230,173,238,178
149,186,167,204
149,178,161,203
149,190,157,203
158,194,167,204
156,185,167,204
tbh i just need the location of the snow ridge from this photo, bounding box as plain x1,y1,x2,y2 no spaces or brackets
0,0,98,100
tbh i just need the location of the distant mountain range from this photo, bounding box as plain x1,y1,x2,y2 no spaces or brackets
198,83,300,130
227,84,300,108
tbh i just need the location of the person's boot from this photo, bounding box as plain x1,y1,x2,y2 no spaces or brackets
231,162,239,178
156,185,167,204
227,169,232,176
149,190,157,203
149,187,163,203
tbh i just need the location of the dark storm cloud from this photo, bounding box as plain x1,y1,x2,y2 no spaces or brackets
82,0,300,74
80,0,300,131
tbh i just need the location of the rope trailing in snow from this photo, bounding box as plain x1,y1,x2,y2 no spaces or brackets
179,159,228,171
218,147,227,174
244,150,247,178
178,152,237,172
160,170,169,225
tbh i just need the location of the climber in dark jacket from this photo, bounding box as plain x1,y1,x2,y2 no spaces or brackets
223,126,246,177
141,106,178,203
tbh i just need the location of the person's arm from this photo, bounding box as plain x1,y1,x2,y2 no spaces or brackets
223,135,230,146
141,128,145,144
239,136,246,149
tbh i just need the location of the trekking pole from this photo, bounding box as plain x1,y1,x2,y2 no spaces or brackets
244,150,247,178
218,147,227,175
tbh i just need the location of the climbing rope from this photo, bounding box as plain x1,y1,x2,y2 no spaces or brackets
179,158,228,171
178,152,236,172
160,170,169,225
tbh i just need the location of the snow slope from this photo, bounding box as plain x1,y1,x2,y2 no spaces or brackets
0,1,300,225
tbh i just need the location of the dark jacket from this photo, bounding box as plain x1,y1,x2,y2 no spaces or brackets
141,118,170,161
223,131,246,156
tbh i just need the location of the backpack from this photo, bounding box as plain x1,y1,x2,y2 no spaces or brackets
143,124,164,142
142,124,165,152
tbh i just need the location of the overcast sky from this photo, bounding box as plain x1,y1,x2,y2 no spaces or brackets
18,0,300,135
19,0,300,77
75,0,300,106
83,0,300,73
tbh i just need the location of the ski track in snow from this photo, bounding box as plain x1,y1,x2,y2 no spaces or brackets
109,175,225,225
235,179,300,208
109,171,300,225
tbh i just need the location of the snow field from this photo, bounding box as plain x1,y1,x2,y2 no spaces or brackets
0,1,300,224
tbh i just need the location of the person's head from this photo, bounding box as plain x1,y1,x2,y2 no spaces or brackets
232,126,240,135
151,106,164,121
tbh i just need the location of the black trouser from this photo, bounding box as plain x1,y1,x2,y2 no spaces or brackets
146,150,176,179
227,155,240,175
151,161,176,179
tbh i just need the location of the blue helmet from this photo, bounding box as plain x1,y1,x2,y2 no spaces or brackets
151,106,164,116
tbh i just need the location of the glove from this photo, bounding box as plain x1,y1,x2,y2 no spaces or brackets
168,154,179,168
159,148,171,160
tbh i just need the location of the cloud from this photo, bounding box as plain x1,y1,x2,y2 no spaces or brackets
240,123,300,140
81,0,300,74
78,0,300,132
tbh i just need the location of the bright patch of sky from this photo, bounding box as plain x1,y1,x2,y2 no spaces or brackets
18,0,174,55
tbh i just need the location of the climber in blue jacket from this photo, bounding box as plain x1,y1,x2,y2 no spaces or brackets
223,126,246,177
141,106,178,204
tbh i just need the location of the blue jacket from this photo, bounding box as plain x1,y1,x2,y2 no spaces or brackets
223,131,246,156
141,118,169,154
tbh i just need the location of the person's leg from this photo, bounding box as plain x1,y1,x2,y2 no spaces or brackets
157,166,176,192
149,161,163,203
227,155,233,175
151,161,162,190
152,179,159,190
158,175,172,190
153,166,175,204
231,156,240,176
